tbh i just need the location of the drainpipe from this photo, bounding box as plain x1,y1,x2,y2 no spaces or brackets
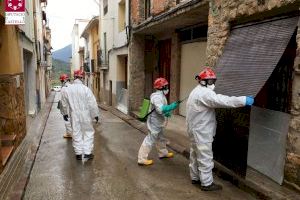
127,0,131,112
126,0,131,45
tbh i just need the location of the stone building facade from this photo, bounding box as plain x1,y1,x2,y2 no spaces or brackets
0,0,51,174
206,0,300,188
0,75,26,144
129,0,300,189
129,0,209,114
0,4,26,171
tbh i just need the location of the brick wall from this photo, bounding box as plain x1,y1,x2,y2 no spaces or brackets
131,0,179,25
152,0,174,16
131,0,142,25
206,0,300,187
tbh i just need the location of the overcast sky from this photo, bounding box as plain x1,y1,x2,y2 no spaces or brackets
47,0,99,51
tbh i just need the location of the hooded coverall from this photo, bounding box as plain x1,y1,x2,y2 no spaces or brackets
186,85,246,186
60,81,72,135
138,91,170,163
61,79,99,155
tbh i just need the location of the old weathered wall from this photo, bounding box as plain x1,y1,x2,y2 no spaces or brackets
128,35,145,111
131,0,143,25
169,33,181,114
0,74,26,144
131,0,179,25
206,0,298,67
0,23,22,74
206,0,300,187
286,24,300,187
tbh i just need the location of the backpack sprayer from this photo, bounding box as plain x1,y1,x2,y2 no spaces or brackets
138,97,188,122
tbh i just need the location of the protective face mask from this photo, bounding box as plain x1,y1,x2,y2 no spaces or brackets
163,89,169,95
207,84,215,91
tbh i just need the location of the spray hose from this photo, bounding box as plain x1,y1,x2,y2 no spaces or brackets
140,97,188,121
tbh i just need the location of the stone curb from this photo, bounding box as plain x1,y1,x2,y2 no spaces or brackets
0,92,55,200
99,104,299,200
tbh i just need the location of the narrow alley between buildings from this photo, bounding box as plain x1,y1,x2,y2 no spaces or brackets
23,93,254,200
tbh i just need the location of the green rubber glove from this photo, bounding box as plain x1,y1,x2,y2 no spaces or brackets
161,102,179,114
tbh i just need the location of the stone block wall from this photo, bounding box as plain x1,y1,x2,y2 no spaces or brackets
0,74,26,145
206,0,300,187
169,33,181,114
206,0,298,67
285,24,300,187
128,35,145,111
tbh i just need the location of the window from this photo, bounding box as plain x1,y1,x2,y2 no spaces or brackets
179,25,208,42
103,0,108,15
103,32,107,64
145,0,151,19
91,59,95,72
84,62,90,72
97,49,101,67
118,0,126,32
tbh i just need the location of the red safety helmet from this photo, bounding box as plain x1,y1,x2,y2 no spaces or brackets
59,74,69,81
197,67,216,80
74,69,84,78
154,78,169,89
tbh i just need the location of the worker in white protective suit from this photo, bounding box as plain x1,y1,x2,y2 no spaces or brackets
61,70,100,160
59,74,72,138
186,67,254,191
138,78,179,166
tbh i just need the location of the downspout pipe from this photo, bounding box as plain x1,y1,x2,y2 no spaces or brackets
126,0,131,45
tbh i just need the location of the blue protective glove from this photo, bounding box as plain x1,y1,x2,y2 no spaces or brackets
161,102,179,113
245,96,254,106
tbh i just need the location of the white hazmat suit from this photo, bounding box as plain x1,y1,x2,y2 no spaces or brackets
138,91,170,164
61,79,99,155
60,81,72,136
186,85,246,186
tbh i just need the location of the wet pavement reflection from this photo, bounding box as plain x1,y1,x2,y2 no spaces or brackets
24,94,255,200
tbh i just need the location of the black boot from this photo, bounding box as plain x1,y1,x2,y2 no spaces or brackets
191,180,201,185
76,155,82,160
201,183,222,191
84,154,94,160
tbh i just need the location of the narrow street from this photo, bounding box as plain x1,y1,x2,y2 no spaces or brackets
23,93,254,200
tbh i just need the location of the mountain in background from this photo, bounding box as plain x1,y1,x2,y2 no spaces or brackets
52,44,72,63
51,59,70,86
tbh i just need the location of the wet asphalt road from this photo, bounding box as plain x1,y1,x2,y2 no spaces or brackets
23,94,255,200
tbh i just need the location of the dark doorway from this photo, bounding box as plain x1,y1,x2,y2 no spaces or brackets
158,39,171,100
109,80,112,106
255,31,296,113
124,56,128,89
